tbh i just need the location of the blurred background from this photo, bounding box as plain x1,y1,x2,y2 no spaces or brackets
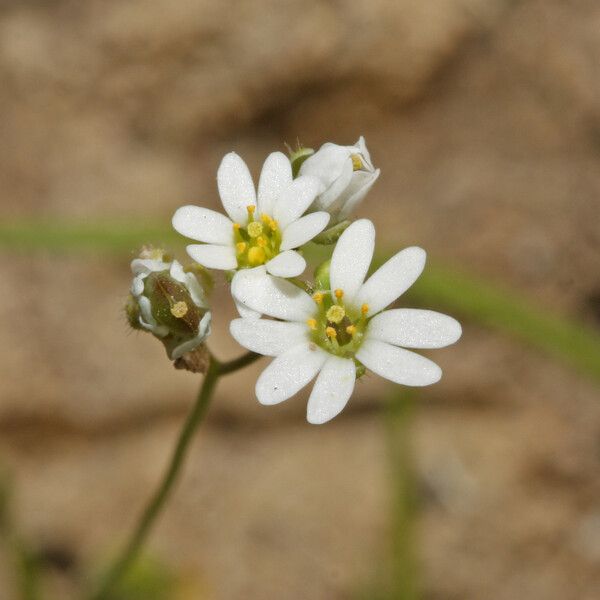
1,0,600,598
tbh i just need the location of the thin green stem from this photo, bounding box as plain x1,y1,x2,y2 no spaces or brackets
88,351,256,600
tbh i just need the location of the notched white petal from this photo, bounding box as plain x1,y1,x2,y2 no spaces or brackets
172,206,233,245
230,318,308,357
232,268,314,322
217,152,256,223
355,246,426,316
255,343,327,405
257,152,292,217
280,212,330,251
273,176,323,229
367,309,462,349
306,356,356,425
356,339,441,387
266,250,306,278
330,219,375,303
186,244,237,270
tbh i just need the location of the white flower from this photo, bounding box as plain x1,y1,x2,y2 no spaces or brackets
172,152,330,279
229,220,461,424
129,249,211,360
299,136,380,223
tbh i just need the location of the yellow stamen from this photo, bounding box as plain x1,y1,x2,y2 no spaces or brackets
232,223,241,231
261,214,270,224
256,236,267,247
247,221,263,238
325,326,337,339
170,301,188,318
269,219,278,231
334,288,344,300
326,305,346,324
346,325,357,336
247,205,256,216
247,246,266,266
351,154,363,171
361,303,369,315
236,242,247,253
306,318,317,330
313,292,324,304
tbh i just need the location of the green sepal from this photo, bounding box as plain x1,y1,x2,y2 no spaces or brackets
312,220,351,245
354,361,366,379
289,147,314,178
314,259,331,291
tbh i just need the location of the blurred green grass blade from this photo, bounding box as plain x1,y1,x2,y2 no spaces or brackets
0,220,179,254
2,220,599,383
406,263,600,383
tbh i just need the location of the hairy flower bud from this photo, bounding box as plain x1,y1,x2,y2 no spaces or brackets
299,136,380,224
126,248,211,361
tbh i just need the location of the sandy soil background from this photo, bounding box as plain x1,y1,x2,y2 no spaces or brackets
1,0,600,598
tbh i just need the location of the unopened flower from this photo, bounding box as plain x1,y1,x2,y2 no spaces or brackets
299,137,380,223
127,248,211,361
172,152,330,279
230,220,461,424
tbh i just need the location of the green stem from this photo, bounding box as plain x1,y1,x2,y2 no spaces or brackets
89,351,258,600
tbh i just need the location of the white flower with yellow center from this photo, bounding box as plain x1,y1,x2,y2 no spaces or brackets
229,219,461,424
172,152,330,280
299,137,380,223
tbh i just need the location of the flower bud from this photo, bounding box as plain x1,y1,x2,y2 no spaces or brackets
126,248,211,362
299,136,380,223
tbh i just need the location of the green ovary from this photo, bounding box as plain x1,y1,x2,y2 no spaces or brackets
307,288,370,359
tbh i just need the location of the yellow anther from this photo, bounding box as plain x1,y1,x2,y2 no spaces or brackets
256,236,267,247
247,221,263,238
361,303,370,315
261,214,271,224
236,242,247,254
306,318,317,330
269,219,278,231
170,301,188,318
232,223,241,231
346,325,357,336
313,292,324,304
326,305,346,324
325,326,337,339
247,205,256,215
351,154,363,171
334,288,344,300
247,246,266,266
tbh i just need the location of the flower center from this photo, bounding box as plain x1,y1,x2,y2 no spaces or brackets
307,288,369,358
233,206,281,268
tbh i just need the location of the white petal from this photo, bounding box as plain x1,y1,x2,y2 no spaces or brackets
230,318,308,357
355,136,373,170
313,158,353,212
231,267,315,322
338,169,380,221
330,219,375,303
257,152,292,217
131,258,170,275
256,343,327,405
356,338,441,386
266,250,306,278
217,152,256,223
186,244,237,270
367,309,462,349
355,246,426,316
273,176,323,229
280,212,330,251
306,356,356,424
172,205,233,245
234,296,261,319
131,275,145,296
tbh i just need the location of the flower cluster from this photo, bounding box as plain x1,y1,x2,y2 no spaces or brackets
129,138,461,424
